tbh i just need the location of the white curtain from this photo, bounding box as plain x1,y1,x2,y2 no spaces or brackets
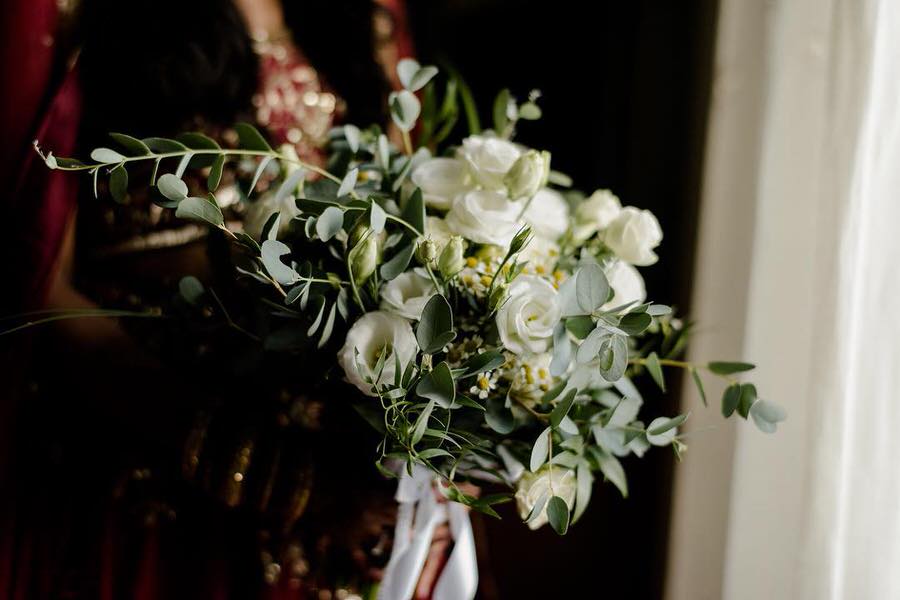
667,0,900,599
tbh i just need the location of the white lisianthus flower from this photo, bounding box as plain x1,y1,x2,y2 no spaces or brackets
337,311,419,396
515,466,577,530
496,275,561,355
573,189,622,242
604,207,663,266
504,150,551,200
458,134,522,190
445,189,523,247
425,216,454,253
380,272,437,320
602,260,646,310
410,157,473,210
522,187,569,241
243,190,301,240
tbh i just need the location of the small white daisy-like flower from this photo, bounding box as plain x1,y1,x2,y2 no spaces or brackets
469,371,498,400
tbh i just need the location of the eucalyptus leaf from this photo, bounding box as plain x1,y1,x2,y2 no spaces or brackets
575,263,609,313
157,173,188,201
401,187,425,235
647,413,688,436
318,302,337,348
408,65,439,92
721,383,741,418
550,322,573,376
90,147,125,163
549,389,577,429
565,316,594,340
646,351,666,391
260,239,299,285
344,124,361,153
416,294,455,353
275,167,306,203
143,137,187,153
546,496,570,535
109,133,150,156
370,200,386,233
208,155,225,192
708,361,756,375
175,197,224,228
390,90,422,132
415,361,456,408
530,427,551,472
749,399,787,433
596,450,628,497
691,368,707,406
380,243,415,281
316,206,345,241
459,350,505,378
109,165,128,203
573,461,593,524
619,312,652,336
598,335,628,382
337,168,358,198
235,122,272,151
486,395,514,434
737,383,758,419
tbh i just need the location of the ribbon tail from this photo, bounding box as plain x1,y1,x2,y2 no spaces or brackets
432,502,478,600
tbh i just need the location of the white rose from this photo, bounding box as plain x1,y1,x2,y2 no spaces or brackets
522,187,570,241
573,189,622,242
410,157,473,210
496,275,560,355
445,189,523,247
458,134,522,190
604,207,663,266
243,190,301,240
380,272,437,320
515,466,577,530
425,216,454,252
337,311,419,396
602,260,646,310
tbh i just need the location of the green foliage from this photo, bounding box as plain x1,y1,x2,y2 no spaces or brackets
416,295,455,353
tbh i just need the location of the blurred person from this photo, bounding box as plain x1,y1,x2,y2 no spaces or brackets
0,1,464,598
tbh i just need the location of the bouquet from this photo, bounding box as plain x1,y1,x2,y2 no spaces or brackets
35,59,786,540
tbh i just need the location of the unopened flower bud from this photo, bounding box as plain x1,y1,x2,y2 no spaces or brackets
416,238,438,266
438,236,465,279
489,280,509,311
349,223,372,248
504,150,550,199
350,233,378,283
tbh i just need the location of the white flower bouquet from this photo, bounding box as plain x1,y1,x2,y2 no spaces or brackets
36,60,785,536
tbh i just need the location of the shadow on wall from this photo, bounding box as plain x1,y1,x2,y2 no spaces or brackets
409,0,719,597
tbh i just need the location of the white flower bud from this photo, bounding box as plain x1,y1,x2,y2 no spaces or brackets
350,233,378,283
438,236,466,279
416,238,438,266
504,150,550,199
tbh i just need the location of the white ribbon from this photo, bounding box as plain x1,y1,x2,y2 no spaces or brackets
377,466,479,600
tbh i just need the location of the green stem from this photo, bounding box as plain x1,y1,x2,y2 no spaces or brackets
1,310,163,336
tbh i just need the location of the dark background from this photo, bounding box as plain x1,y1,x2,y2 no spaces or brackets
409,1,719,597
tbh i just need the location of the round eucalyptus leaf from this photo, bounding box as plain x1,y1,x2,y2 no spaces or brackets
316,206,345,242
397,58,422,90
390,90,421,132
260,239,300,285
175,196,224,228
157,173,188,201
547,495,570,535
90,147,125,164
